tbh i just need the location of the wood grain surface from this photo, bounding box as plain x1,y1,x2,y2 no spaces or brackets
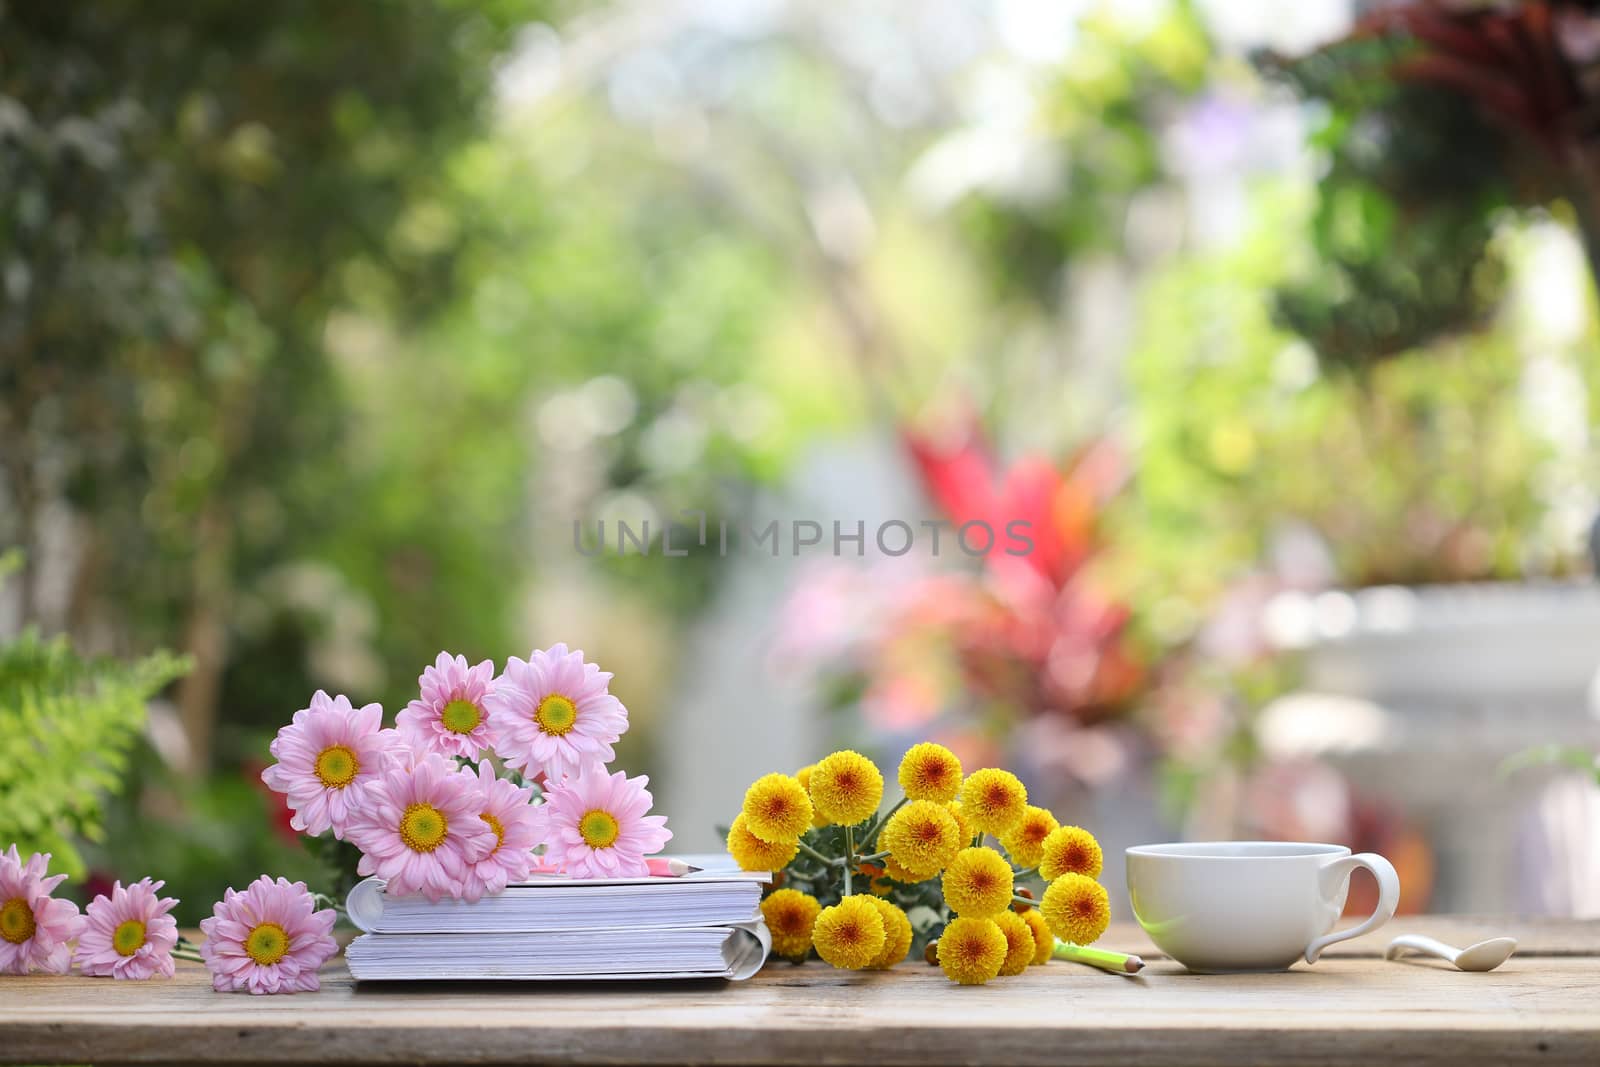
2,917,1597,1066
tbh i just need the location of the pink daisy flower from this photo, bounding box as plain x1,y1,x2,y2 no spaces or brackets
260,690,404,839
199,876,338,994
533,765,671,879
485,644,628,782
73,877,179,980
0,846,83,975
456,762,542,902
397,652,497,760
344,753,497,901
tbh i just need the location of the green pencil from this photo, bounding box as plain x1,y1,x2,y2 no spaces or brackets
1052,940,1145,974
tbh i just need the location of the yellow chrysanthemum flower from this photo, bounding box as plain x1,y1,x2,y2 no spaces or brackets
795,764,829,827
865,898,913,970
726,814,800,871
807,750,884,826
1000,805,1060,869
959,768,1027,834
879,800,962,879
897,742,963,803
1038,825,1104,881
741,773,814,844
946,801,975,844
1020,908,1053,965
1041,873,1111,946
761,888,821,961
993,909,1035,977
940,846,1014,917
811,895,886,970
937,916,1007,985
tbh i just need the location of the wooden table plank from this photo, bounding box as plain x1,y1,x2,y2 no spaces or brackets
3,918,1597,1067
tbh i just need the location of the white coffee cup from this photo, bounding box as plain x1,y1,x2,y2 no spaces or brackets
1126,842,1400,973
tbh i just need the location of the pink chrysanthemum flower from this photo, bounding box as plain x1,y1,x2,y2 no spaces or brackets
485,644,628,782
0,846,83,975
344,753,497,901
533,765,671,879
397,652,497,760
199,876,338,994
261,690,403,839
73,877,179,980
456,762,541,902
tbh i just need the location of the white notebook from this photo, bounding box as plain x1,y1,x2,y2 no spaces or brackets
344,923,770,981
345,855,768,934
342,854,772,982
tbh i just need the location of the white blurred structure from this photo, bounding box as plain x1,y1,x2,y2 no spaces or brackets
1264,582,1600,916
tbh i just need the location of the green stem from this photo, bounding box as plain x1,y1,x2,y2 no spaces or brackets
795,839,841,867
172,949,205,964
1012,894,1037,906
857,850,890,864
1012,866,1038,880
311,893,350,919
843,825,855,895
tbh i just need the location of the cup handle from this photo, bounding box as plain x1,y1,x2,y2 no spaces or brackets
1304,852,1400,964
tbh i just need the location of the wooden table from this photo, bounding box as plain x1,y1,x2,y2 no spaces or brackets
3,916,1597,1066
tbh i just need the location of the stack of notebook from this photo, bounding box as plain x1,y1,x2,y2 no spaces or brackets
344,854,771,981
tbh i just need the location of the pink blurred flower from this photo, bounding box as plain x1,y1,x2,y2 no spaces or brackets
345,753,497,901
0,846,83,975
457,761,542,902
397,652,497,761
73,877,179,980
199,876,338,995
1243,759,1353,844
533,765,671,879
261,690,404,839
486,644,628,782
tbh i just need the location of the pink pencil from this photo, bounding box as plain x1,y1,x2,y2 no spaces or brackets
527,857,702,878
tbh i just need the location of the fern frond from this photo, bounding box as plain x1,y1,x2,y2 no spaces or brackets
0,629,190,876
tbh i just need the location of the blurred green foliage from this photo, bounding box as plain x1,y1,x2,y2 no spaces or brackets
399,101,793,618
0,0,553,894
1123,193,1560,598
0,0,546,754
957,4,1210,309
90,744,331,925
1260,38,1516,372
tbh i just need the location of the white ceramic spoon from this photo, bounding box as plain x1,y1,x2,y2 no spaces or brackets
1385,934,1518,972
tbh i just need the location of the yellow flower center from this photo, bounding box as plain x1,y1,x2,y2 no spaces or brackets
400,802,449,852
314,744,359,788
440,698,481,734
579,809,620,848
534,694,578,736
0,897,35,944
112,919,147,956
762,796,791,821
245,921,289,966
481,811,506,851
